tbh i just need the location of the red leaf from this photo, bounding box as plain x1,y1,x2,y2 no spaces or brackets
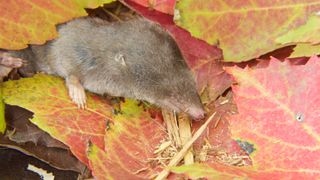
225,56,320,177
129,0,175,14
172,56,320,179
88,100,165,179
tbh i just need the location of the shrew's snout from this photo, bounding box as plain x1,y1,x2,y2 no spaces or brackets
187,105,206,120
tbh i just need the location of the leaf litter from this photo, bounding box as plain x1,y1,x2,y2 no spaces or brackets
3,1,307,179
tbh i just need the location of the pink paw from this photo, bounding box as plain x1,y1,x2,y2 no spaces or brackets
69,84,87,109
0,53,26,68
66,75,87,109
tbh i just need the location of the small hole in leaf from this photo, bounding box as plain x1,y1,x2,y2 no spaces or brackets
295,112,304,122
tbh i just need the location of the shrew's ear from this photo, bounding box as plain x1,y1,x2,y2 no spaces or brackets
114,53,126,66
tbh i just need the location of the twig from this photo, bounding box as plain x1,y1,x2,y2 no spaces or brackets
154,141,172,154
178,114,194,165
114,2,122,15
133,167,148,174
162,110,181,147
155,112,217,180
214,115,222,128
102,7,123,22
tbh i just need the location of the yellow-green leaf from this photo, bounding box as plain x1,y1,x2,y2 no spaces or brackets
2,74,166,179
175,0,320,62
171,163,248,179
290,44,320,58
0,86,5,133
2,74,112,164
0,0,114,50
276,15,320,45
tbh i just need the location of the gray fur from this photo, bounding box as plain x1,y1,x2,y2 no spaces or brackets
11,17,205,119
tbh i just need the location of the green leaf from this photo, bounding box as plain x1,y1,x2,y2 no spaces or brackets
0,85,5,133
289,44,320,58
